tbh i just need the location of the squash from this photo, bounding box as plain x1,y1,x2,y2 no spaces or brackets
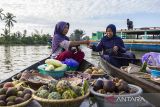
54,64,67,72
45,59,62,67
45,65,55,71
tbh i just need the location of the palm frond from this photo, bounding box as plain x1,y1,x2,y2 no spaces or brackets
12,20,17,23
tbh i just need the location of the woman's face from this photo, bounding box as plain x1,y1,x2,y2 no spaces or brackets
106,28,113,38
62,25,69,35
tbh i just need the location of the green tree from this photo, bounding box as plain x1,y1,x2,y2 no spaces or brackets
23,29,27,37
1,29,9,36
1,29,10,43
0,8,5,20
82,36,90,40
70,33,74,41
4,12,17,36
70,29,85,41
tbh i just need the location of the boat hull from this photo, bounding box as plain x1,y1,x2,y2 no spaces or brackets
100,57,160,92
0,57,95,107
91,40,160,52
99,56,160,106
0,57,93,84
125,43,160,52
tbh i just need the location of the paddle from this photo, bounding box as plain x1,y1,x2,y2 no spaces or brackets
110,56,141,61
91,52,140,61
89,44,141,61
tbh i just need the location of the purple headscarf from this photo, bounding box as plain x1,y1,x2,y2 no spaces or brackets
52,21,70,53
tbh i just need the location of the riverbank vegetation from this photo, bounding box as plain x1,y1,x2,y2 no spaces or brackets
0,8,51,45
0,8,90,45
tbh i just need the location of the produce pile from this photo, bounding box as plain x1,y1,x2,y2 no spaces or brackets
43,59,67,72
11,70,56,91
0,82,32,106
93,78,136,95
35,80,89,100
65,72,91,80
84,67,105,74
0,56,144,107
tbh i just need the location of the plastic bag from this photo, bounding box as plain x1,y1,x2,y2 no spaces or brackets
63,58,79,67
142,52,160,66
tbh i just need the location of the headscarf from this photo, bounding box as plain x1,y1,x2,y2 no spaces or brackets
52,21,70,53
106,24,116,36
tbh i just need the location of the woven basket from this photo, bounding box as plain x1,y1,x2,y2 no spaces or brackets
32,91,90,107
0,97,32,107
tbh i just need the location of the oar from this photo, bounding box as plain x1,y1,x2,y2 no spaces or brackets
92,52,140,61
110,56,141,61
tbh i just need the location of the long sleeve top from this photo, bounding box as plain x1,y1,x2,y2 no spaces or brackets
92,36,126,55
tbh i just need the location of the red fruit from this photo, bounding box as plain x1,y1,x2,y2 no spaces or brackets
3,82,14,89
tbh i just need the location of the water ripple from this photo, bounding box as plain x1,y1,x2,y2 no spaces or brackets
0,45,132,81
0,45,51,80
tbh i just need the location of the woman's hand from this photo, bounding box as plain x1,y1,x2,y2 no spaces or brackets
88,44,93,49
83,40,90,46
113,46,119,55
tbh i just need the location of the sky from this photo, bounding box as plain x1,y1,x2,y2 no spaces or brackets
0,0,160,36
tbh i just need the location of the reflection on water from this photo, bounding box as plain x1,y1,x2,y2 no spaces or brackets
0,45,146,81
0,45,51,81
4,46,12,73
81,46,100,66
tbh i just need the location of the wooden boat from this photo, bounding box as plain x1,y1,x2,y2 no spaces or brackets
0,57,97,107
99,56,160,106
0,57,155,106
0,57,93,84
100,56,160,92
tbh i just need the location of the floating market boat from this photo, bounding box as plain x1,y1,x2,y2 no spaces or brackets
99,56,160,106
0,57,155,107
0,57,114,107
1,57,93,84
0,57,99,107
91,27,160,52
100,56,160,92
118,27,160,52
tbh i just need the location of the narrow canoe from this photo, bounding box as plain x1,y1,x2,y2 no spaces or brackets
99,56,160,106
0,57,154,106
0,57,93,84
0,57,96,107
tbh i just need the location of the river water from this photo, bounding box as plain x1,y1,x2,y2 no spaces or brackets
0,45,145,81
